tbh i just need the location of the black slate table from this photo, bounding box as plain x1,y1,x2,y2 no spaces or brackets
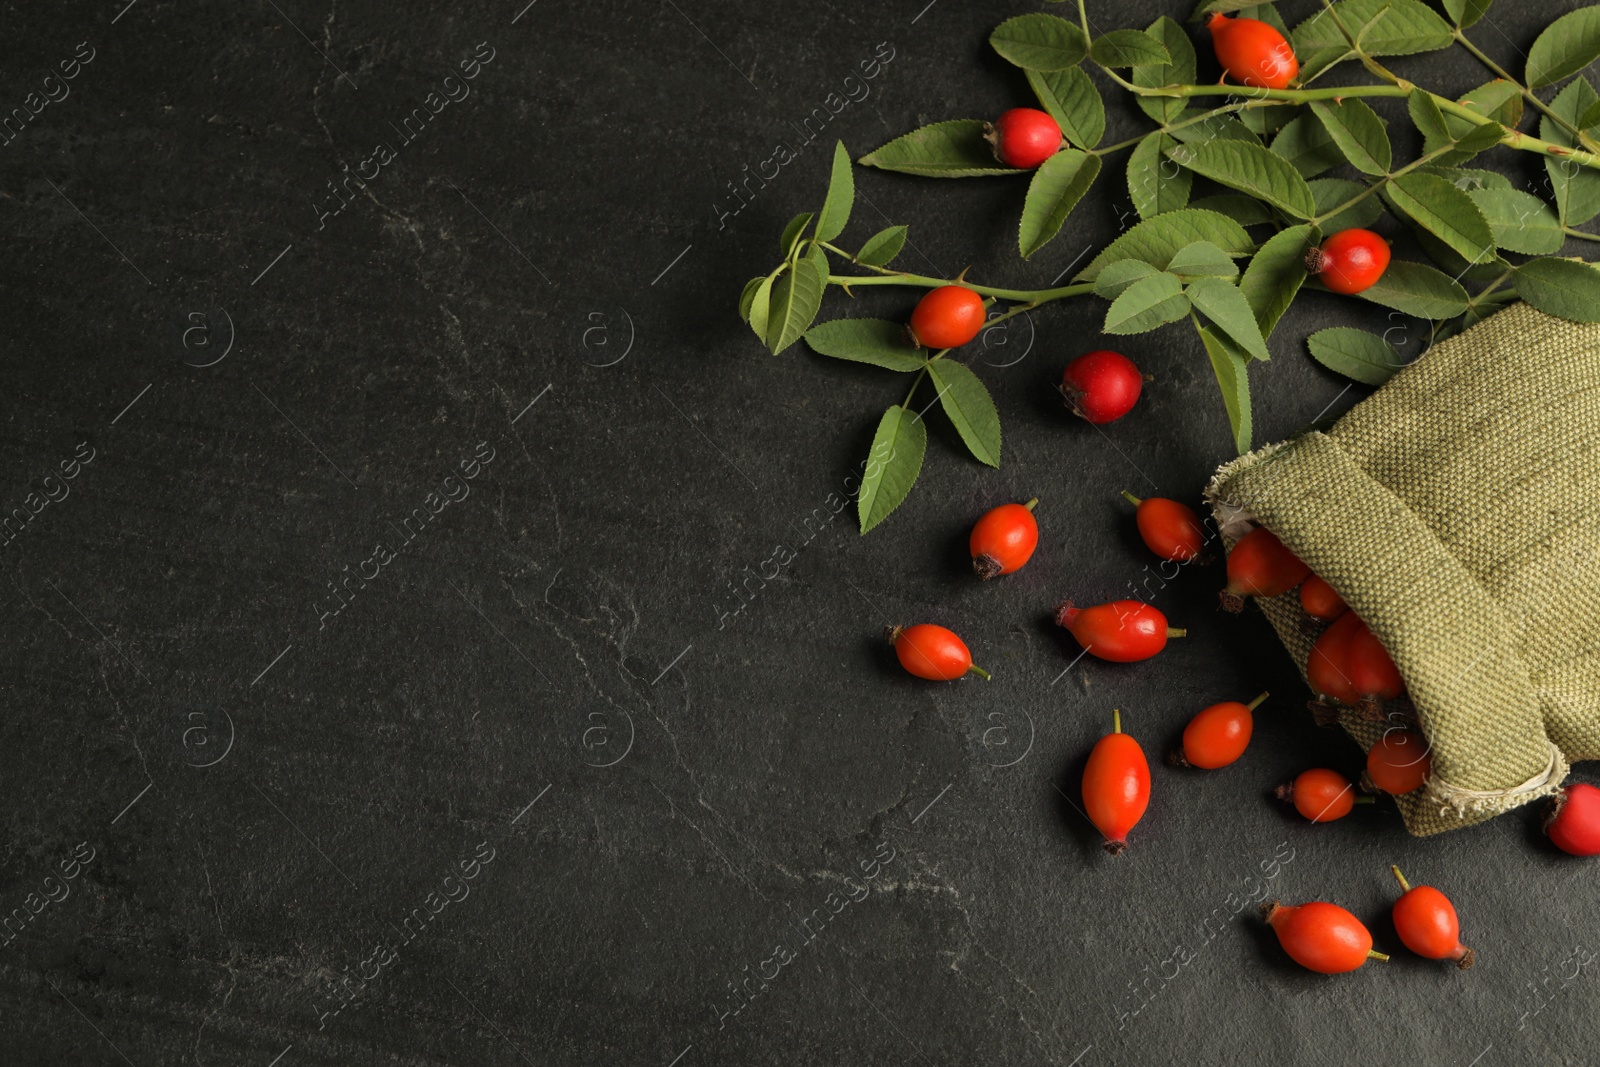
3,1,1596,1064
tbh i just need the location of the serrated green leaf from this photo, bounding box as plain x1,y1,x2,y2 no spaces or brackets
858,405,927,535
1442,0,1493,28
1235,3,1290,34
1020,149,1102,258
1583,99,1600,131
1026,67,1105,148
1103,271,1190,334
1355,259,1471,319
1306,327,1405,385
1090,29,1170,67
1128,132,1192,221
1512,257,1600,321
859,120,1023,178
1385,172,1496,265
780,213,813,258
766,253,826,353
1078,209,1253,281
1240,223,1316,338
747,272,776,343
1455,79,1522,129
1309,99,1392,176
1167,241,1239,279
1094,260,1163,300
1271,114,1345,179
1453,120,1508,158
1196,323,1253,454
991,13,1090,71
804,319,926,371
1419,166,1513,191
927,360,1002,467
1191,0,1276,16
1543,78,1600,225
1190,194,1277,226
1409,228,1507,284
1168,139,1316,219
814,142,854,243
1293,0,1452,79
1309,179,1385,231
1187,277,1272,361
738,275,764,322
1409,90,1454,150
1527,6,1600,89
856,226,908,267
1167,113,1259,144
1239,103,1301,138
1134,16,1195,124
1466,188,1564,254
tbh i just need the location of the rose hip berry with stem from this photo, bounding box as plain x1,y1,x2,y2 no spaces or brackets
970,498,1039,579
984,107,1063,169
1219,526,1310,612
1345,617,1406,715
1061,350,1147,425
1276,768,1374,822
1390,866,1475,969
908,285,986,350
1366,729,1432,795
1083,709,1150,855
1545,782,1600,856
1054,600,1186,663
886,624,990,682
1121,491,1206,563
1299,574,1347,622
1207,13,1299,90
1261,899,1388,974
1171,692,1268,769
1306,229,1392,295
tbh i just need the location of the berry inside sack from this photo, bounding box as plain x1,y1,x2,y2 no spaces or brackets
1206,303,1600,836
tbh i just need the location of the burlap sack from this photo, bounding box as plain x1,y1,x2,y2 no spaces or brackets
1205,303,1600,836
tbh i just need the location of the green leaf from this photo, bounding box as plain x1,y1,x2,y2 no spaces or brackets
1190,194,1277,226
927,360,1002,467
990,13,1090,71
738,275,764,322
1355,260,1471,319
1167,114,1259,144
1292,0,1453,78
858,405,927,535
1134,16,1195,124
1078,209,1253,281
1191,0,1277,16
804,319,926,371
859,120,1023,178
780,213,813,258
1455,79,1522,129
1512,258,1600,321
1240,223,1316,338
1409,229,1507,285
1306,327,1405,385
1020,150,1102,258
766,252,826,353
814,141,854,243
1441,0,1493,29
1089,29,1170,67
1309,179,1385,231
1408,90,1454,152
1167,139,1316,219
1196,324,1253,454
1103,271,1190,334
1187,277,1272,361
1128,132,1191,221
1094,259,1162,300
1527,6,1600,89
856,225,908,267
1166,241,1239,279
1271,114,1345,179
1385,172,1496,266
1239,103,1301,138
1309,99,1392,177
1466,188,1565,254
747,272,776,343
1026,67,1105,148
1542,78,1600,226
1235,3,1289,34
1420,166,1513,191
1583,99,1600,131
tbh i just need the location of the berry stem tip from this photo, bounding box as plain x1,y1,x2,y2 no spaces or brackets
966,664,992,681
1247,691,1270,711
1390,865,1411,893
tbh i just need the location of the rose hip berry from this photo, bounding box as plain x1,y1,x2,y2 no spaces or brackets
1171,692,1267,769
909,285,986,350
1083,709,1150,855
1306,228,1392,295
1061,350,1146,425
1261,899,1388,974
1366,729,1432,795
1545,782,1600,857
886,624,990,682
1345,616,1406,713
1390,866,1475,969
984,107,1064,169
1307,609,1363,716
1207,13,1299,90
1299,574,1347,622
1219,526,1310,612
970,498,1039,579
1054,599,1185,663
1276,768,1373,822
1121,491,1206,563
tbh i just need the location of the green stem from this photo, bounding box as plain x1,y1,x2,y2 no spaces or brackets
901,366,928,409
1565,227,1600,244
1453,30,1600,154
1308,144,1456,227
825,271,1095,304
1091,99,1265,156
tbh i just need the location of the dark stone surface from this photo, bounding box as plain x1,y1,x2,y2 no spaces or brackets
2,0,1596,1064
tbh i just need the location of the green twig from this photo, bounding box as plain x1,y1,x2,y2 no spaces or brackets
1453,30,1600,153
825,272,1096,304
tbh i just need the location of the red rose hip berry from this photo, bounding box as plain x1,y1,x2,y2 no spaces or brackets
1054,599,1185,663
1299,574,1347,622
1172,692,1267,769
1219,526,1310,612
1276,768,1373,822
1366,729,1431,795
1207,13,1299,90
1545,782,1600,856
1121,491,1206,563
1390,866,1475,969
985,107,1064,169
1307,228,1391,295
1262,900,1387,974
887,624,990,682
1061,350,1146,424
1082,709,1150,855
909,285,986,350
970,498,1039,579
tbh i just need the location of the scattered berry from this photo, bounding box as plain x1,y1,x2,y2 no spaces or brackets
1054,599,1185,663
1307,609,1363,709
1306,228,1392,295
1390,866,1475,969
1261,899,1387,974
1122,491,1206,563
1061,350,1146,425
970,498,1040,579
1366,730,1431,795
886,624,990,682
984,107,1064,169
909,285,986,349
1083,709,1150,855
1545,782,1600,857
1207,13,1300,90
1276,767,1373,822
1219,526,1310,612
1299,574,1347,622
1172,692,1267,769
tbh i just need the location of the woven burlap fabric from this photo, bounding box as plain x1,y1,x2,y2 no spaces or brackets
1206,302,1600,836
